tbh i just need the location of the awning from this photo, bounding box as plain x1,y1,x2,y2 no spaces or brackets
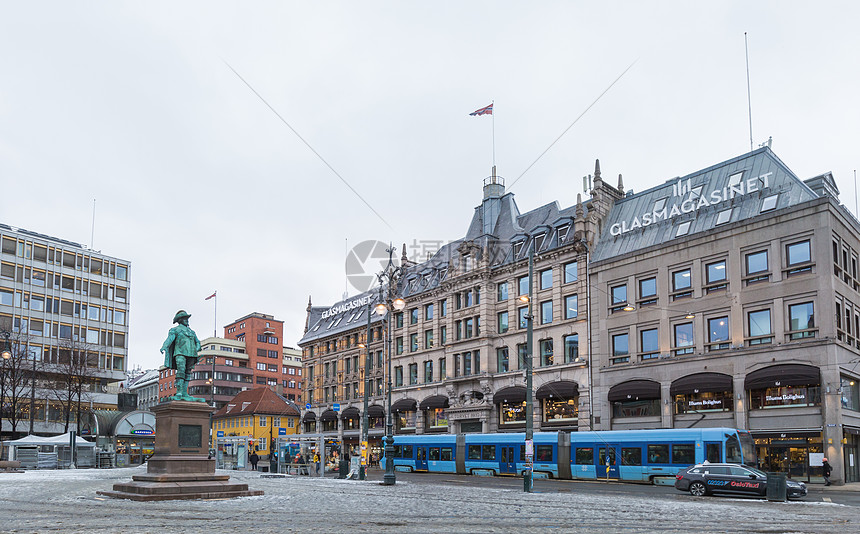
391,399,417,412
670,373,733,396
536,381,579,400
419,395,450,410
608,380,661,402
302,411,317,422
319,410,338,422
340,407,360,419
744,364,820,390
495,386,527,404
367,405,385,418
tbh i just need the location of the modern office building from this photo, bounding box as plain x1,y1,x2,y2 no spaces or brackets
0,223,130,437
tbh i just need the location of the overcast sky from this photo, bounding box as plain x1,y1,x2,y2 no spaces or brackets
2,1,858,372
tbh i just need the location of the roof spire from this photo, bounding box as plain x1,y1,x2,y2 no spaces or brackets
594,159,601,181
576,193,584,218
401,243,409,265
617,173,624,192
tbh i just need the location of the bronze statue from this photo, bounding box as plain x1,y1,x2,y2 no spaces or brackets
160,310,205,402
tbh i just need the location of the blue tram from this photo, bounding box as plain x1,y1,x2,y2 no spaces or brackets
384,427,756,483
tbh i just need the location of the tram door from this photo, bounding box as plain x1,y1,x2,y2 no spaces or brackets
416,447,428,471
598,445,619,479
500,446,517,474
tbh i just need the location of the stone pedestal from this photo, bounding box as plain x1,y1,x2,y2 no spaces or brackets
98,401,263,501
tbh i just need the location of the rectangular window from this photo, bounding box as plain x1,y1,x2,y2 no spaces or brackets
540,301,553,324
540,339,553,366
497,311,509,334
440,325,447,345
464,318,474,338
497,347,510,372
640,328,659,359
409,363,418,385
672,444,695,464
745,250,769,283
518,307,528,329
647,444,670,464
395,313,403,328
672,268,692,299
497,282,509,301
673,323,694,355
395,366,403,387
439,357,446,379
482,445,496,461
410,308,418,324
707,316,729,350
564,295,578,319
517,344,528,370
748,309,773,345
575,447,594,464
786,240,812,274
788,302,815,339
424,360,433,383
612,333,629,364
396,337,404,355
424,329,433,349
540,269,553,290
425,303,434,320
410,333,418,352
622,447,642,466
564,261,578,284
440,299,447,317
705,260,727,292
610,284,627,312
518,275,529,296
563,334,579,363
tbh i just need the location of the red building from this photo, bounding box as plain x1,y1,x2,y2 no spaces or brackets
224,312,284,389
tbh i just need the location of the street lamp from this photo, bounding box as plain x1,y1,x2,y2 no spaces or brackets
518,246,535,493
373,245,406,486
1,331,11,447
358,298,373,481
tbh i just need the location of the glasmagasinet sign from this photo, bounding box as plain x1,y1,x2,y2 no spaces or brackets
609,171,773,236
321,295,373,319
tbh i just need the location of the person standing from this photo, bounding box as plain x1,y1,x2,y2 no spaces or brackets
822,457,833,486
249,450,259,471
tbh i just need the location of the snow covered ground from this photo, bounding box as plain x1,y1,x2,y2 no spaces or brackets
0,467,853,533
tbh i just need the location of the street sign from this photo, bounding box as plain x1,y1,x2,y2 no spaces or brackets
525,439,534,456
306,403,311,410
279,427,286,436
333,403,340,412
217,431,224,437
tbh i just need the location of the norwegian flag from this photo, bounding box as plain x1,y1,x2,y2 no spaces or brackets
205,291,216,300
469,103,493,116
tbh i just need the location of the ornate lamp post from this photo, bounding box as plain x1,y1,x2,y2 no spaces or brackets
358,299,372,481
518,247,535,493
373,246,405,486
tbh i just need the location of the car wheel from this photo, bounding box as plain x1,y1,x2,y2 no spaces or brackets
689,481,707,497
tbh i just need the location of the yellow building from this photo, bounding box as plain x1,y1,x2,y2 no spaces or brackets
211,386,300,459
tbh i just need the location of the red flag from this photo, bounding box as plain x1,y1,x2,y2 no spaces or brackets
205,292,216,300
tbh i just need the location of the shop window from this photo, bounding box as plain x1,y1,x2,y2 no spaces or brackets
426,409,447,429
543,398,577,422
841,376,860,411
612,398,660,418
397,411,416,431
749,385,821,409
674,391,732,413
500,401,527,425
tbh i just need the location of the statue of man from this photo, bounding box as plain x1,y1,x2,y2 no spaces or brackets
160,310,205,402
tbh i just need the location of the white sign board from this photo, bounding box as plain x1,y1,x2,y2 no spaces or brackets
809,452,824,467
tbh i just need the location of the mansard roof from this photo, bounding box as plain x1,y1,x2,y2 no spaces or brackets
590,147,820,263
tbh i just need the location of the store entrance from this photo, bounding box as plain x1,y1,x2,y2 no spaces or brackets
754,434,823,483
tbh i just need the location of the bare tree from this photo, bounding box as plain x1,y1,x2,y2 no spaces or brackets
47,337,100,433
0,329,41,438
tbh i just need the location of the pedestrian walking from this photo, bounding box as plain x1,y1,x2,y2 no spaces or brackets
822,457,833,486
250,451,259,471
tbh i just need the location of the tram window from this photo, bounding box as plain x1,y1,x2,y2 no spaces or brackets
403,445,413,458
468,445,482,460
482,445,496,461
706,443,722,463
575,447,594,464
647,444,669,464
393,445,402,458
536,445,553,462
725,434,743,464
441,448,453,461
598,447,616,466
671,443,695,464
621,447,642,466
429,447,441,461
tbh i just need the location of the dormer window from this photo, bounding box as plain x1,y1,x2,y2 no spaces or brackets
534,233,547,252
513,241,524,258
557,225,570,243
716,208,732,225
761,194,779,212
463,254,472,272
654,198,667,211
728,171,744,188
676,221,691,237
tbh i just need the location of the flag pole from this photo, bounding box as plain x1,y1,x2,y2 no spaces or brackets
492,99,496,167
214,292,217,338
